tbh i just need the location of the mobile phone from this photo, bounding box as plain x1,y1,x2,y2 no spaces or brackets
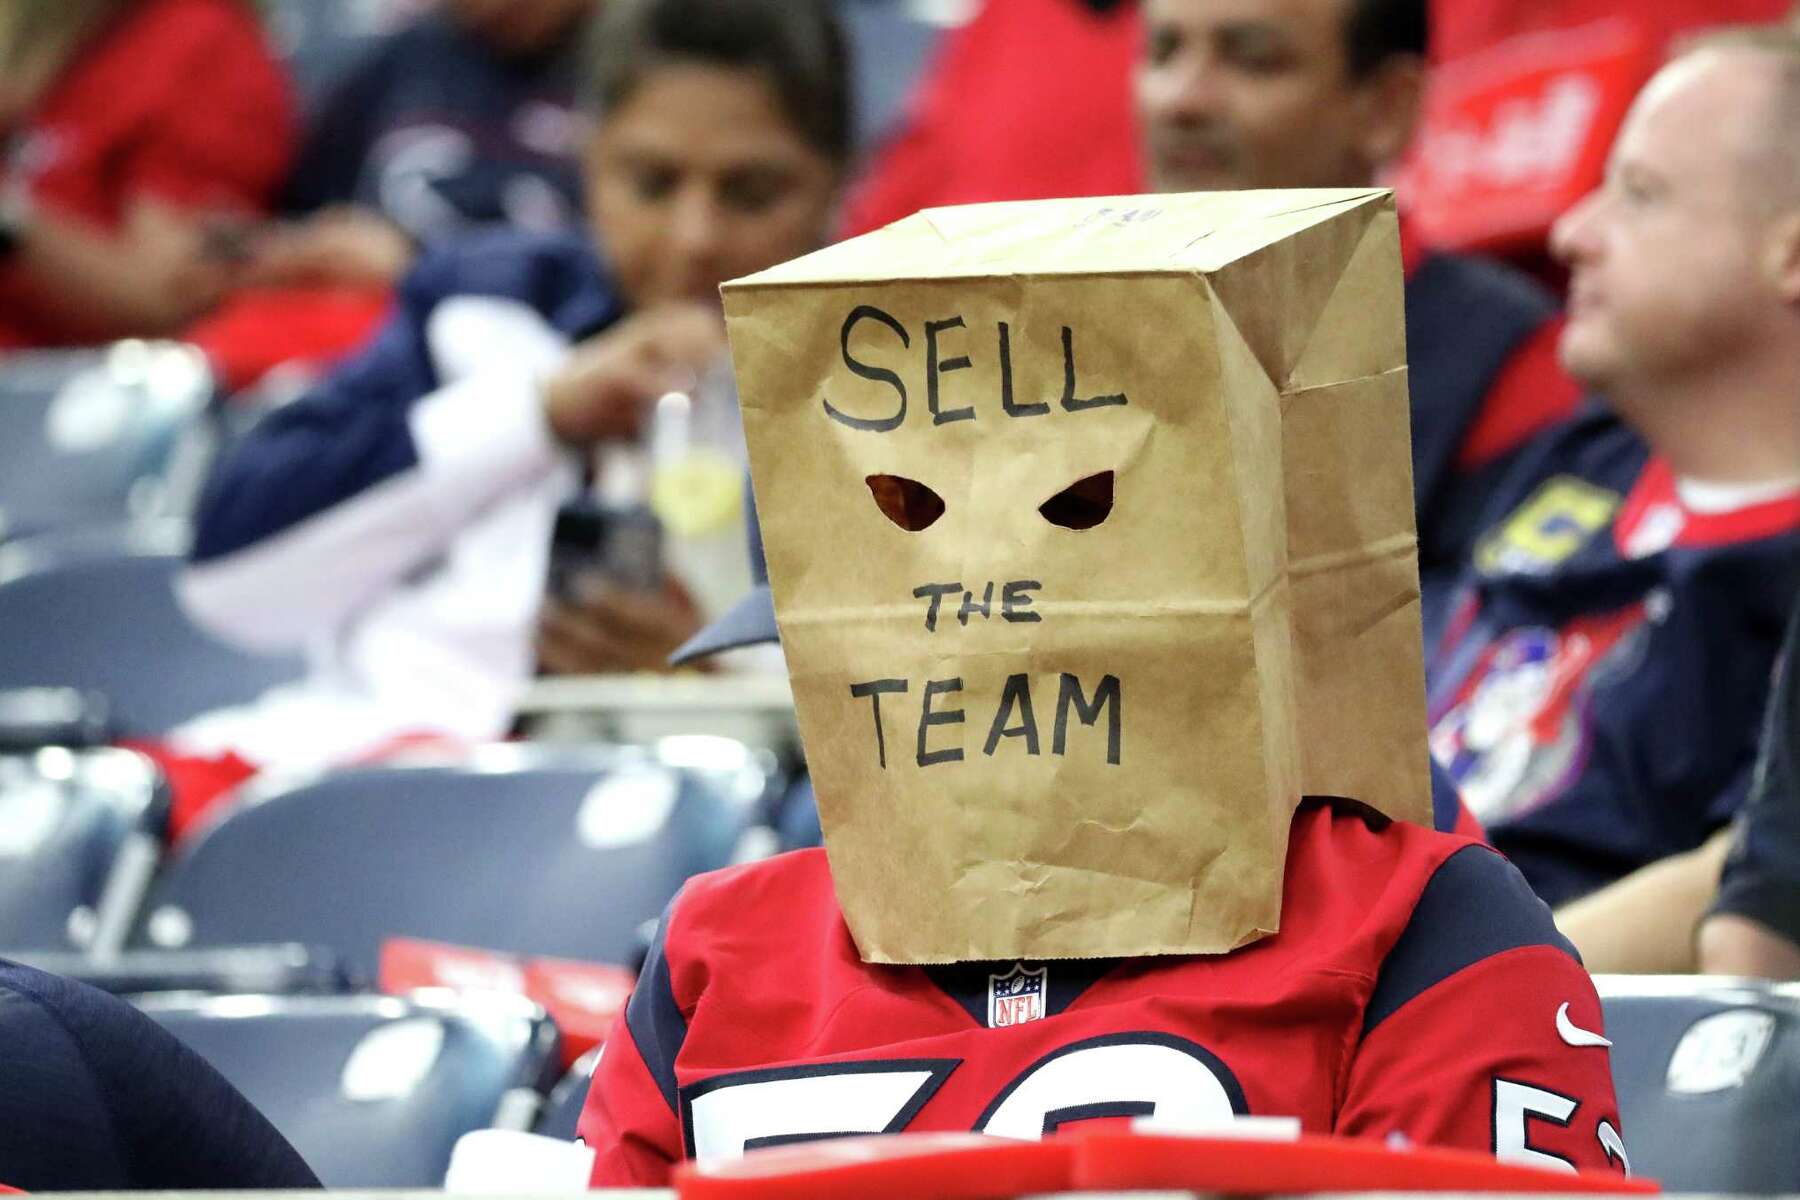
200,218,255,265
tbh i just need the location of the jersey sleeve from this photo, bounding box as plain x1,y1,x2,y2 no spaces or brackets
580,900,689,1187
1336,846,1629,1175
833,1,974,239
126,1,295,213
1430,757,1486,840
1712,610,1800,944
1452,319,1581,473
178,246,573,651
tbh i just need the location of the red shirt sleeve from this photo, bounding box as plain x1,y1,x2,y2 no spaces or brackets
579,900,689,1187
579,1015,684,1187
1453,319,1582,472
836,11,970,238
1338,944,1629,1175
838,0,1143,239
116,0,296,213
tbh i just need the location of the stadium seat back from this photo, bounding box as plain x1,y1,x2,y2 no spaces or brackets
0,523,304,736
134,743,768,977
0,344,216,541
535,1045,600,1142
261,0,422,112
14,945,349,997
136,990,559,1187
1598,975,1800,1191
0,748,162,951
839,0,946,151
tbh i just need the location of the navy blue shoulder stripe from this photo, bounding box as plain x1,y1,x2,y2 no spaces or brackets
1429,758,1463,834
624,895,689,1116
1362,845,1579,1038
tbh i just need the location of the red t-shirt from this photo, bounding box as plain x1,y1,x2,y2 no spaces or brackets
839,0,1144,239
0,0,295,348
581,801,1628,1186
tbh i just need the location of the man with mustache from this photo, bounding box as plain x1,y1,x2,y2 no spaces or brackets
1137,0,1579,640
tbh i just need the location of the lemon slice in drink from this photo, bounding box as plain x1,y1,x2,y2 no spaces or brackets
651,450,743,539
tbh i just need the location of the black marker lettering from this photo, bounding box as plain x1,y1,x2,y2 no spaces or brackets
1054,673,1122,765
983,673,1041,756
849,678,909,768
1060,326,1127,412
926,317,975,425
958,582,995,626
1002,580,1042,622
825,306,909,431
917,677,966,767
912,582,962,632
998,322,1048,417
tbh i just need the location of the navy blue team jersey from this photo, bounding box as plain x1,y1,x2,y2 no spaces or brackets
1427,408,1800,906
0,960,317,1190
190,228,622,569
1713,604,1800,945
283,10,585,242
1403,249,1561,643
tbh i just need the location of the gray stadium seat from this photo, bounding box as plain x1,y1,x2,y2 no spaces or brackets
535,1045,601,1142
0,747,165,953
0,343,218,541
14,944,348,998
137,989,559,1187
839,0,948,152
131,742,770,978
0,522,304,736
260,0,421,113
1597,974,1800,1191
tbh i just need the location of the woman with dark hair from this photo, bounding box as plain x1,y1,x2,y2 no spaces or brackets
152,0,850,837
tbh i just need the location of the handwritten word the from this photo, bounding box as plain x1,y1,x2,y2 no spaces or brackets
912,580,1041,632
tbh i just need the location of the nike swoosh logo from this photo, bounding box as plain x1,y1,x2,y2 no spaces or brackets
1557,1002,1612,1047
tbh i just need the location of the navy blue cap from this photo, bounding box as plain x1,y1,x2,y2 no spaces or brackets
669,480,777,665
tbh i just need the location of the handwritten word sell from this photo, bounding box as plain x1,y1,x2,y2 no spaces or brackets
824,306,1128,432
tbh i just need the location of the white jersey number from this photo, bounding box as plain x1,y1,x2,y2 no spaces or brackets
681,1033,1245,1163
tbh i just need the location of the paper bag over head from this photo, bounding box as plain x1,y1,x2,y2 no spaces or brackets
721,188,1432,965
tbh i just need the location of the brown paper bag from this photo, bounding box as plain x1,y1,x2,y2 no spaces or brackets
722,189,1432,964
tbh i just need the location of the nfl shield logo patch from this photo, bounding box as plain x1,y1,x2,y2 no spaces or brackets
987,963,1047,1028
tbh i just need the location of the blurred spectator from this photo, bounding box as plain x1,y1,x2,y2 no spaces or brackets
1399,0,1789,279
1558,608,1800,978
149,0,848,838
839,0,1143,237
1427,28,1800,909
185,0,599,391
1702,603,1800,977
1552,825,1735,973
0,958,319,1190
1136,0,1579,634
1561,600,1800,977
0,0,294,349
244,0,597,293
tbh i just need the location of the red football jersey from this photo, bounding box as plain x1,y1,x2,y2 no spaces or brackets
580,801,1628,1186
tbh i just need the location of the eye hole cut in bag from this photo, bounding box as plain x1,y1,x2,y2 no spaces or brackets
866,474,946,531
866,471,1114,533
1039,470,1114,530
